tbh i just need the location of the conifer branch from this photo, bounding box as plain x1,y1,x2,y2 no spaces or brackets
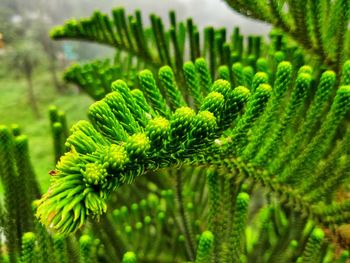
224,0,350,70
37,58,350,238
50,8,245,78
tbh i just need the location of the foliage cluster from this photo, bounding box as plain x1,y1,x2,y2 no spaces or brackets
1,1,350,262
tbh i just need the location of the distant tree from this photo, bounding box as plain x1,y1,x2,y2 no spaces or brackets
6,39,43,118
1,0,67,93
0,9,20,44
33,19,66,93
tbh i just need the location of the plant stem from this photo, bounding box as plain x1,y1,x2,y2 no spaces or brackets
175,170,195,261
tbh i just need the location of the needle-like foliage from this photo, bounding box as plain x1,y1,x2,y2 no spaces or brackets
224,0,350,72
37,57,350,246
2,3,350,263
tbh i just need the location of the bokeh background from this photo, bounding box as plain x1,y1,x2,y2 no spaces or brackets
0,0,270,191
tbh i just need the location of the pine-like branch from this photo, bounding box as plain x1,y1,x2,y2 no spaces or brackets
37,59,350,238
224,0,350,71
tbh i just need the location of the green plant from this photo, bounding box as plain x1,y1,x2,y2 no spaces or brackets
1,2,350,263
224,0,350,72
